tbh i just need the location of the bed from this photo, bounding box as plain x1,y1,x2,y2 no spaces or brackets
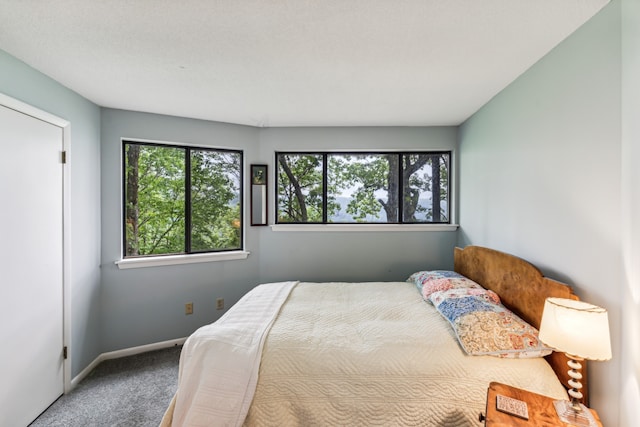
161,246,585,426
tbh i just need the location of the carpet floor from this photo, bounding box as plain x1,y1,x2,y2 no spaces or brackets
30,345,181,427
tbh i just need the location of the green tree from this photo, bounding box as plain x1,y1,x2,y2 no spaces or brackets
277,154,324,222
125,144,141,255
124,143,241,257
190,150,241,251
277,152,449,224
125,144,185,256
402,154,446,222
329,154,391,222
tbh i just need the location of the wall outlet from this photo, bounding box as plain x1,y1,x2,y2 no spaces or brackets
185,302,193,315
216,298,224,310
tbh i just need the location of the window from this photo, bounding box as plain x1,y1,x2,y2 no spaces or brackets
123,141,243,258
276,152,450,224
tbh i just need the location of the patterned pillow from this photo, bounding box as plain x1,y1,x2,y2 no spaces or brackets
429,291,552,359
421,277,484,302
429,287,501,305
406,270,464,293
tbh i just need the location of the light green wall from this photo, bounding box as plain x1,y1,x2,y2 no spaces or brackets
0,50,102,377
620,0,640,424
459,2,623,424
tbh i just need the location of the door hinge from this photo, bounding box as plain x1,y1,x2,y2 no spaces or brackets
63,346,68,359
61,151,67,164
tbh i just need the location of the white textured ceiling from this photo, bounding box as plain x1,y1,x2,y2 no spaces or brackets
0,0,608,127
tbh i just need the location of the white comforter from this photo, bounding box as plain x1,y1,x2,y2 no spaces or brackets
165,281,568,426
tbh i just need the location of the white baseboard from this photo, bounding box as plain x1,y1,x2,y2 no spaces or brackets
69,337,187,390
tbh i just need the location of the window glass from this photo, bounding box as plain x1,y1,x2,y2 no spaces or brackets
276,151,450,225
190,150,242,252
327,154,395,223
402,153,450,223
123,141,242,257
276,153,323,223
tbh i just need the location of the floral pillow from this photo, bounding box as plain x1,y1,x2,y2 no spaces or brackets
429,287,501,305
421,277,485,302
429,291,552,359
406,270,466,295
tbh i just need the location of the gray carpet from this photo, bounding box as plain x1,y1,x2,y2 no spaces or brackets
30,345,181,427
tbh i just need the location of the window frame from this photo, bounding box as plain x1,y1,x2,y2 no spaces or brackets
120,139,244,260
275,150,452,226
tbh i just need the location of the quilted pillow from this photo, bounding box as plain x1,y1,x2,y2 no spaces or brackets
421,277,484,302
429,291,552,359
429,287,501,305
406,270,465,294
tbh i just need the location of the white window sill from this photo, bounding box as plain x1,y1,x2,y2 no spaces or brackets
115,251,250,270
270,224,458,232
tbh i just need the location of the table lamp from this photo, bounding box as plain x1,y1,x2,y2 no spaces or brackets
538,297,611,426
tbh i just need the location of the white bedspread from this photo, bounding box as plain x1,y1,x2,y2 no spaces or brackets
164,281,568,427
170,281,298,427
245,282,567,426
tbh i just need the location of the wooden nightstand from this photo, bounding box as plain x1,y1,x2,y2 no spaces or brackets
481,382,603,426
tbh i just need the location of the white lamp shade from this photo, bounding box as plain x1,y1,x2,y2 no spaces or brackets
539,297,612,361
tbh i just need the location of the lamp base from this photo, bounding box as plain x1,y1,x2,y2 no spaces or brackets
553,400,598,427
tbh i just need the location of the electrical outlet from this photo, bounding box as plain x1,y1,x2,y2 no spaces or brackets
216,298,224,310
185,302,193,315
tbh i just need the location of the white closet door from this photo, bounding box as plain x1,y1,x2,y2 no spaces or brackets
0,104,64,427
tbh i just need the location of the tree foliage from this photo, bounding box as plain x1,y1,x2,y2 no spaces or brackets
329,154,391,222
124,143,241,257
125,144,185,256
277,154,324,222
277,152,449,224
190,150,241,251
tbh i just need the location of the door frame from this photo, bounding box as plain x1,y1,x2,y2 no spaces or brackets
0,92,72,392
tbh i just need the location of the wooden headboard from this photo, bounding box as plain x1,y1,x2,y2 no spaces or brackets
453,245,587,404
